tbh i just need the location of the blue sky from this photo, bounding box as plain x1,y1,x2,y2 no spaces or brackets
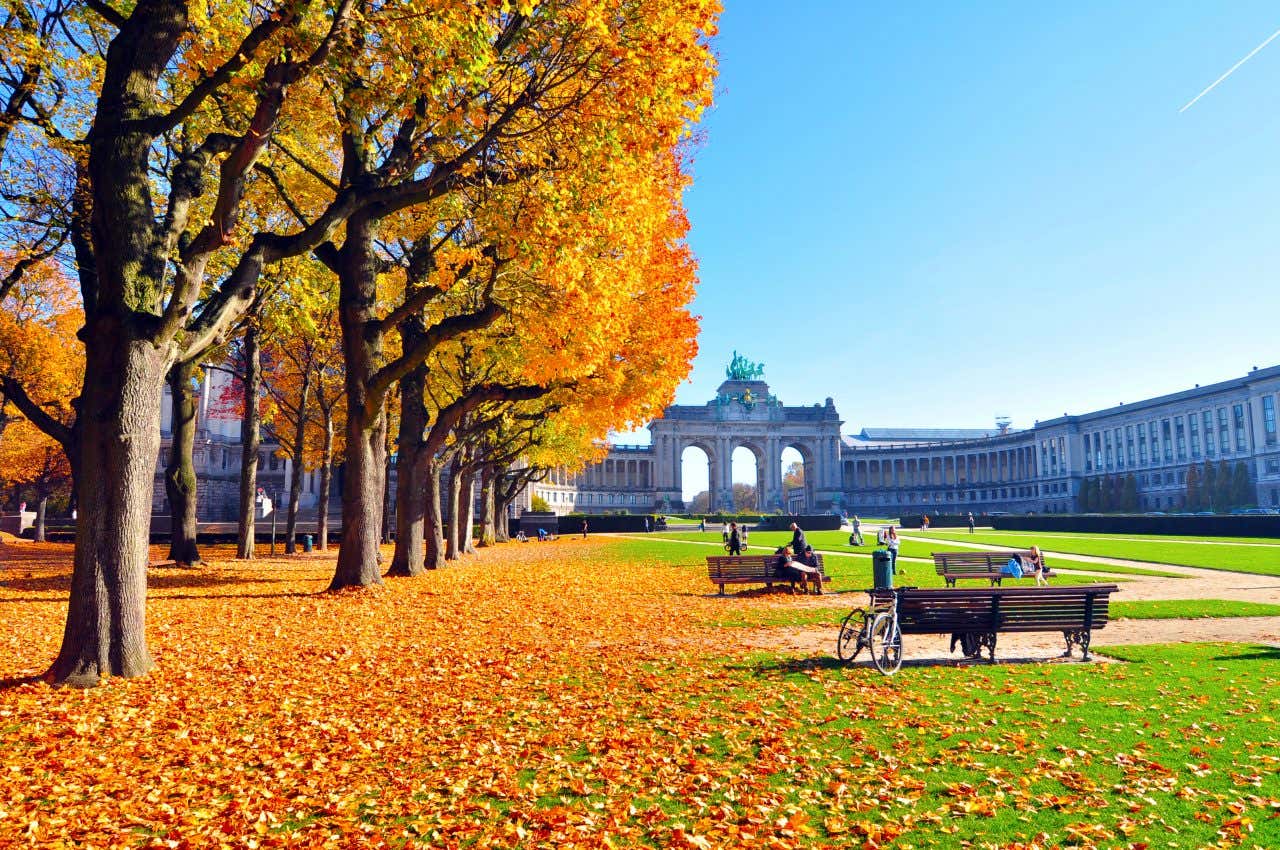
643,2,1280,497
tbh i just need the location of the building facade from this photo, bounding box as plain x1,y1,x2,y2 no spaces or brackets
531,361,1280,516
156,358,1280,521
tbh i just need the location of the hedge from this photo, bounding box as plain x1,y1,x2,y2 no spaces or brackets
993,513,1280,538
899,514,975,529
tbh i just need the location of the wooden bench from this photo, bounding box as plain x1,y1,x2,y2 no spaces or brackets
707,554,829,595
870,583,1118,661
932,550,1053,587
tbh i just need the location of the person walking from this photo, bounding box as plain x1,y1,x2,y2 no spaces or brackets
581,518,588,539
967,512,975,534
727,521,742,555
721,522,730,544
789,522,807,556
644,516,651,533
886,525,900,573
699,517,706,533
850,515,863,546
740,523,749,547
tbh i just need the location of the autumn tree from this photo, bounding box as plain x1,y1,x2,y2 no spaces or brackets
0,0,715,685
0,418,72,540
783,461,805,490
284,3,718,590
1185,464,1201,511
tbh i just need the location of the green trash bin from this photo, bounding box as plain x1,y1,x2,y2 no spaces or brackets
872,549,893,588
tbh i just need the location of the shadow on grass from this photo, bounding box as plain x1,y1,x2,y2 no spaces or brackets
1213,645,1280,662
737,653,1107,676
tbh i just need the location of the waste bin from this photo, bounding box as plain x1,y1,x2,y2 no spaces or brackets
872,549,893,588
302,534,313,553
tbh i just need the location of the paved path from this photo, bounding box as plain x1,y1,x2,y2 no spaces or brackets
739,616,1280,666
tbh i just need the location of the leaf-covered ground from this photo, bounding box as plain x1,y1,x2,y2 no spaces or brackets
1,537,1277,848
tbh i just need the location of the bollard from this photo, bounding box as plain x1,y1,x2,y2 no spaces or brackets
302,534,313,553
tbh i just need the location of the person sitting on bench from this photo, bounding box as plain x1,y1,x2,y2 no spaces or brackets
1027,545,1049,586
776,545,821,594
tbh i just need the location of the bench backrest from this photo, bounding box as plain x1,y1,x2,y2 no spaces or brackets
707,554,826,580
870,584,1117,635
932,550,1037,575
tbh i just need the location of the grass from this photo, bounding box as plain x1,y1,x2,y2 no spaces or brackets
3,538,1278,848
642,529,1179,578
910,527,1280,576
1111,599,1280,620
627,535,1125,591
689,642,1280,847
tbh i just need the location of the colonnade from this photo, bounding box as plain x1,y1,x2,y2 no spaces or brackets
848,443,1039,490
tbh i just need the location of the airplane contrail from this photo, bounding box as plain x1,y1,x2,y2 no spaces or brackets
1179,25,1280,112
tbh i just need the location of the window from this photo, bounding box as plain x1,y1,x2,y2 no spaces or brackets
1266,459,1279,475
1161,419,1172,462
1059,437,1066,473
1204,411,1215,457
1041,441,1049,476
1149,422,1159,465
1175,417,1186,460
1234,404,1247,452
1094,433,1102,470
1138,427,1147,464
1126,425,1135,465
1190,416,1200,458
1104,431,1113,468
1218,407,1230,454
1265,396,1278,446
1114,428,1124,469
1049,440,1058,474
1084,434,1093,471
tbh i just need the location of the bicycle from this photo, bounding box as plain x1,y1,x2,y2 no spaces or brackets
836,586,911,674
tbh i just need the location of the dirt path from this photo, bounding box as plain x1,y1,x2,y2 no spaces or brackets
739,616,1280,665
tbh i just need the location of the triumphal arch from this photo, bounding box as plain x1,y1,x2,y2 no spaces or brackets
648,353,845,512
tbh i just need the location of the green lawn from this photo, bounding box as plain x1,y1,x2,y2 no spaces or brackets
670,642,1280,847
1111,599,1280,620
913,528,1280,575
627,535,1130,593
643,530,1179,578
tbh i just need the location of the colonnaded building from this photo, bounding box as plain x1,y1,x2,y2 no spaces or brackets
529,355,1280,517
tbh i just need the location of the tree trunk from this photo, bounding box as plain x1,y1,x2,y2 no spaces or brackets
34,493,48,543
163,359,202,566
317,410,333,551
284,369,310,554
478,466,496,546
48,334,167,687
382,400,394,545
387,356,427,577
330,213,386,590
445,461,463,561
237,324,261,559
424,456,446,570
462,468,478,554
494,491,512,543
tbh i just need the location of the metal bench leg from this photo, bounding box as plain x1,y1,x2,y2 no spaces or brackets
718,583,725,596
1063,629,1091,660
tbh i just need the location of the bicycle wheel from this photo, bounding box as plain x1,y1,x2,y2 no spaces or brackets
836,611,866,661
869,612,903,675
